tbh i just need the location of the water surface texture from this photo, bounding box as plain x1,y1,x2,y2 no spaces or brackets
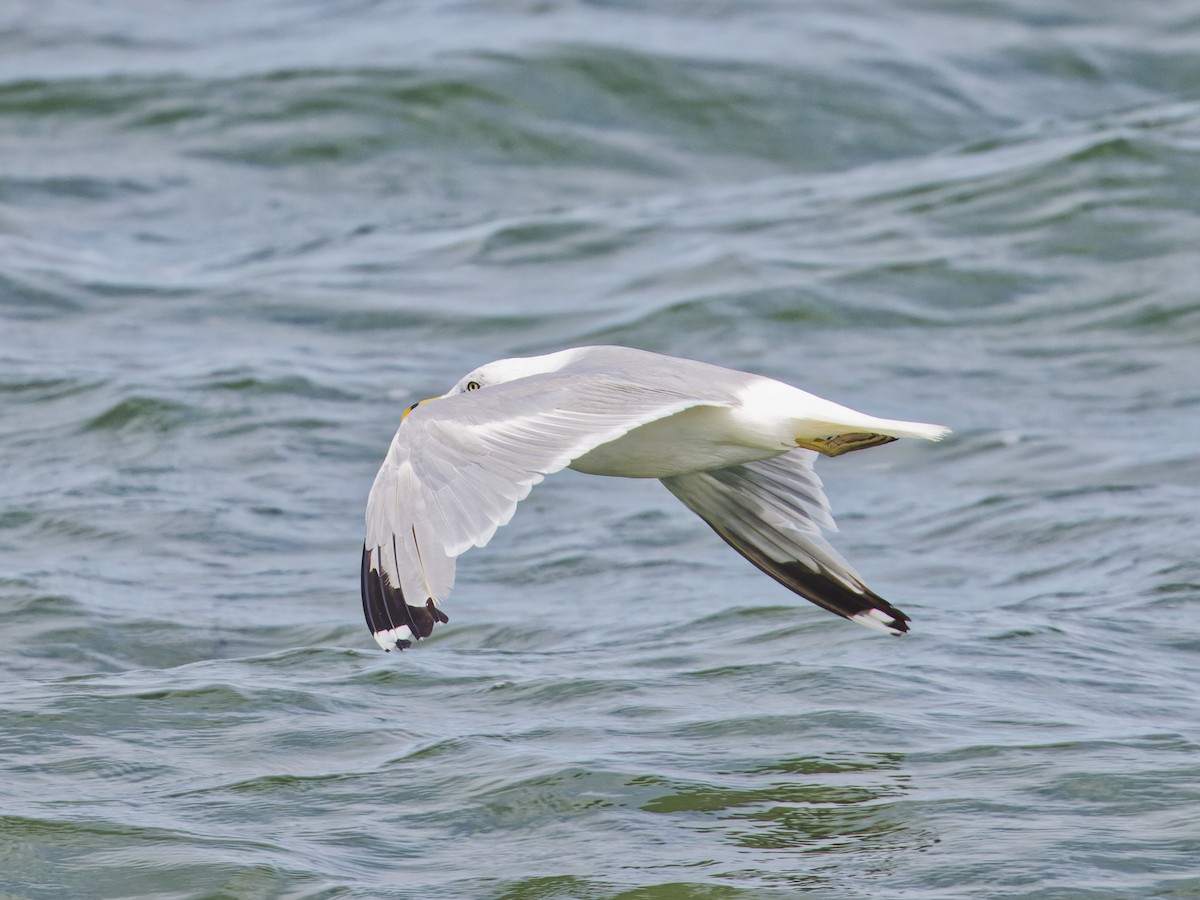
2,2,1199,897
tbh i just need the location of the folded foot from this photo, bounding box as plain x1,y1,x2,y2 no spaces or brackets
797,432,898,458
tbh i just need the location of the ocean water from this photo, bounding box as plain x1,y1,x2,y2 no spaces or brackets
2,1,1200,897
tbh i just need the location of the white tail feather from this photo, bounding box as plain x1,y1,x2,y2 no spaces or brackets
873,419,951,442
802,415,950,443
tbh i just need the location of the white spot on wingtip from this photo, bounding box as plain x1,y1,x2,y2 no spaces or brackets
374,625,413,650
850,609,902,635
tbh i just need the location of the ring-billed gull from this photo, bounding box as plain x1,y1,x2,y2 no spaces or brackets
362,345,948,650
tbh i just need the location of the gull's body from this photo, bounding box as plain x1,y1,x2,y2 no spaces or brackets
362,346,948,650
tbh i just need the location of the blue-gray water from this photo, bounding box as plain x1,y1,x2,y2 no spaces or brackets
3,2,1199,897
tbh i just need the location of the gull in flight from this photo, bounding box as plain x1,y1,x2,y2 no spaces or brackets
362,345,948,650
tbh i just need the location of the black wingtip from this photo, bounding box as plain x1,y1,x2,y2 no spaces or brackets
859,605,911,636
771,562,912,635
361,546,450,651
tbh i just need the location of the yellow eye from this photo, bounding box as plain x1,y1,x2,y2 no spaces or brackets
466,381,481,391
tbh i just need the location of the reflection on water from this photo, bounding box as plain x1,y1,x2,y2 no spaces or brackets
641,752,919,857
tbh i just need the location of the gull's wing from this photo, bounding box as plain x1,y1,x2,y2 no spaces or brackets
660,449,911,634
363,374,733,650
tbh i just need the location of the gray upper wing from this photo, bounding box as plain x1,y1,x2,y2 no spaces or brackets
365,373,734,613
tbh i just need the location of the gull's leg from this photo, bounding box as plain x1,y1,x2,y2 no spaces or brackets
796,432,898,458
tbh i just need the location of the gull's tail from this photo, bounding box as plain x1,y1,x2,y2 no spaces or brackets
868,418,951,442
773,381,951,450
802,412,950,443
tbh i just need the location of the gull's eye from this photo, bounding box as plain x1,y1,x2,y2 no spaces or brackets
466,380,481,391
